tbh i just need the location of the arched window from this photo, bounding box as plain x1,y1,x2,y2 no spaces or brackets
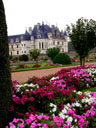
17,51,19,55
53,41,55,45
42,42,44,49
39,42,41,49
57,42,59,45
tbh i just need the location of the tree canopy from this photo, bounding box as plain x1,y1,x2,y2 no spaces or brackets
46,48,60,61
67,17,96,67
30,49,40,61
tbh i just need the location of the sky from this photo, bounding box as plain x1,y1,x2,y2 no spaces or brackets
3,0,96,36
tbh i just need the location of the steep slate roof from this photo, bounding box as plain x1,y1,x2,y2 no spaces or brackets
8,30,30,43
32,24,52,39
8,34,23,43
8,23,67,42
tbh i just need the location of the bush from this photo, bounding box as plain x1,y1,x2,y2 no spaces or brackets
46,48,60,60
19,54,29,61
9,55,13,60
53,53,72,65
43,56,49,61
11,57,18,61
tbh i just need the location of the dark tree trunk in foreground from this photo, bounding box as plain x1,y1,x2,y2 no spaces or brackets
0,1,12,127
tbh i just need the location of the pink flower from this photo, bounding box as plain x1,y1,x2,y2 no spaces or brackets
29,97,34,102
36,115,43,120
60,104,64,111
29,114,35,121
84,113,89,117
67,109,74,115
42,124,49,128
63,124,68,128
26,119,31,125
43,115,50,120
91,111,96,117
18,124,24,128
25,112,31,118
9,104,14,112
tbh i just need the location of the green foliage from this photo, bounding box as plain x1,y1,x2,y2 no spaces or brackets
43,56,49,61
53,53,72,65
19,54,29,61
0,1,12,127
46,48,60,60
30,49,40,61
9,55,13,60
12,57,18,61
67,17,96,67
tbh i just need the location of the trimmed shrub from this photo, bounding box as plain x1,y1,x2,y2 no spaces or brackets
53,53,72,65
19,54,29,61
43,56,49,61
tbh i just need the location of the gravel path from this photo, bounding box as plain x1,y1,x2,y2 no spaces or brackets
11,66,78,83
11,62,96,83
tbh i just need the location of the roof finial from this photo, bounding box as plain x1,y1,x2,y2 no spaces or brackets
56,23,58,27
42,21,44,25
26,26,27,32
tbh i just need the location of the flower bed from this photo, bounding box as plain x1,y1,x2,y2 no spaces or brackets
6,65,96,128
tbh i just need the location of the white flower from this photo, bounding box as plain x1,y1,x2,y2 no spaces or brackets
67,116,73,123
62,108,67,114
50,76,59,81
77,91,82,95
59,113,66,119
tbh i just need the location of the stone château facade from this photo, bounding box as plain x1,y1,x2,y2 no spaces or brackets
8,22,68,56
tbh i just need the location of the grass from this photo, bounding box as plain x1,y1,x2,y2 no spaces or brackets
82,86,96,93
11,60,96,72
11,62,80,72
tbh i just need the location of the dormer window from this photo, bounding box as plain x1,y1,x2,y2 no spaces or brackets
57,42,59,45
16,38,19,43
37,35,41,39
10,39,14,43
21,36,23,40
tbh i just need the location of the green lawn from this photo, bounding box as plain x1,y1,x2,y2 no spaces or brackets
11,62,80,72
10,60,96,72
82,86,96,92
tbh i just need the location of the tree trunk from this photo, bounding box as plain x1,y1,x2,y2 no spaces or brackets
0,1,12,127
80,57,85,67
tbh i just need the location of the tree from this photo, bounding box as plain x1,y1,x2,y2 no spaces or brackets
46,48,60,61
19,54,29,61
0,1,12,127
30,49,40,61
67,17,96,67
